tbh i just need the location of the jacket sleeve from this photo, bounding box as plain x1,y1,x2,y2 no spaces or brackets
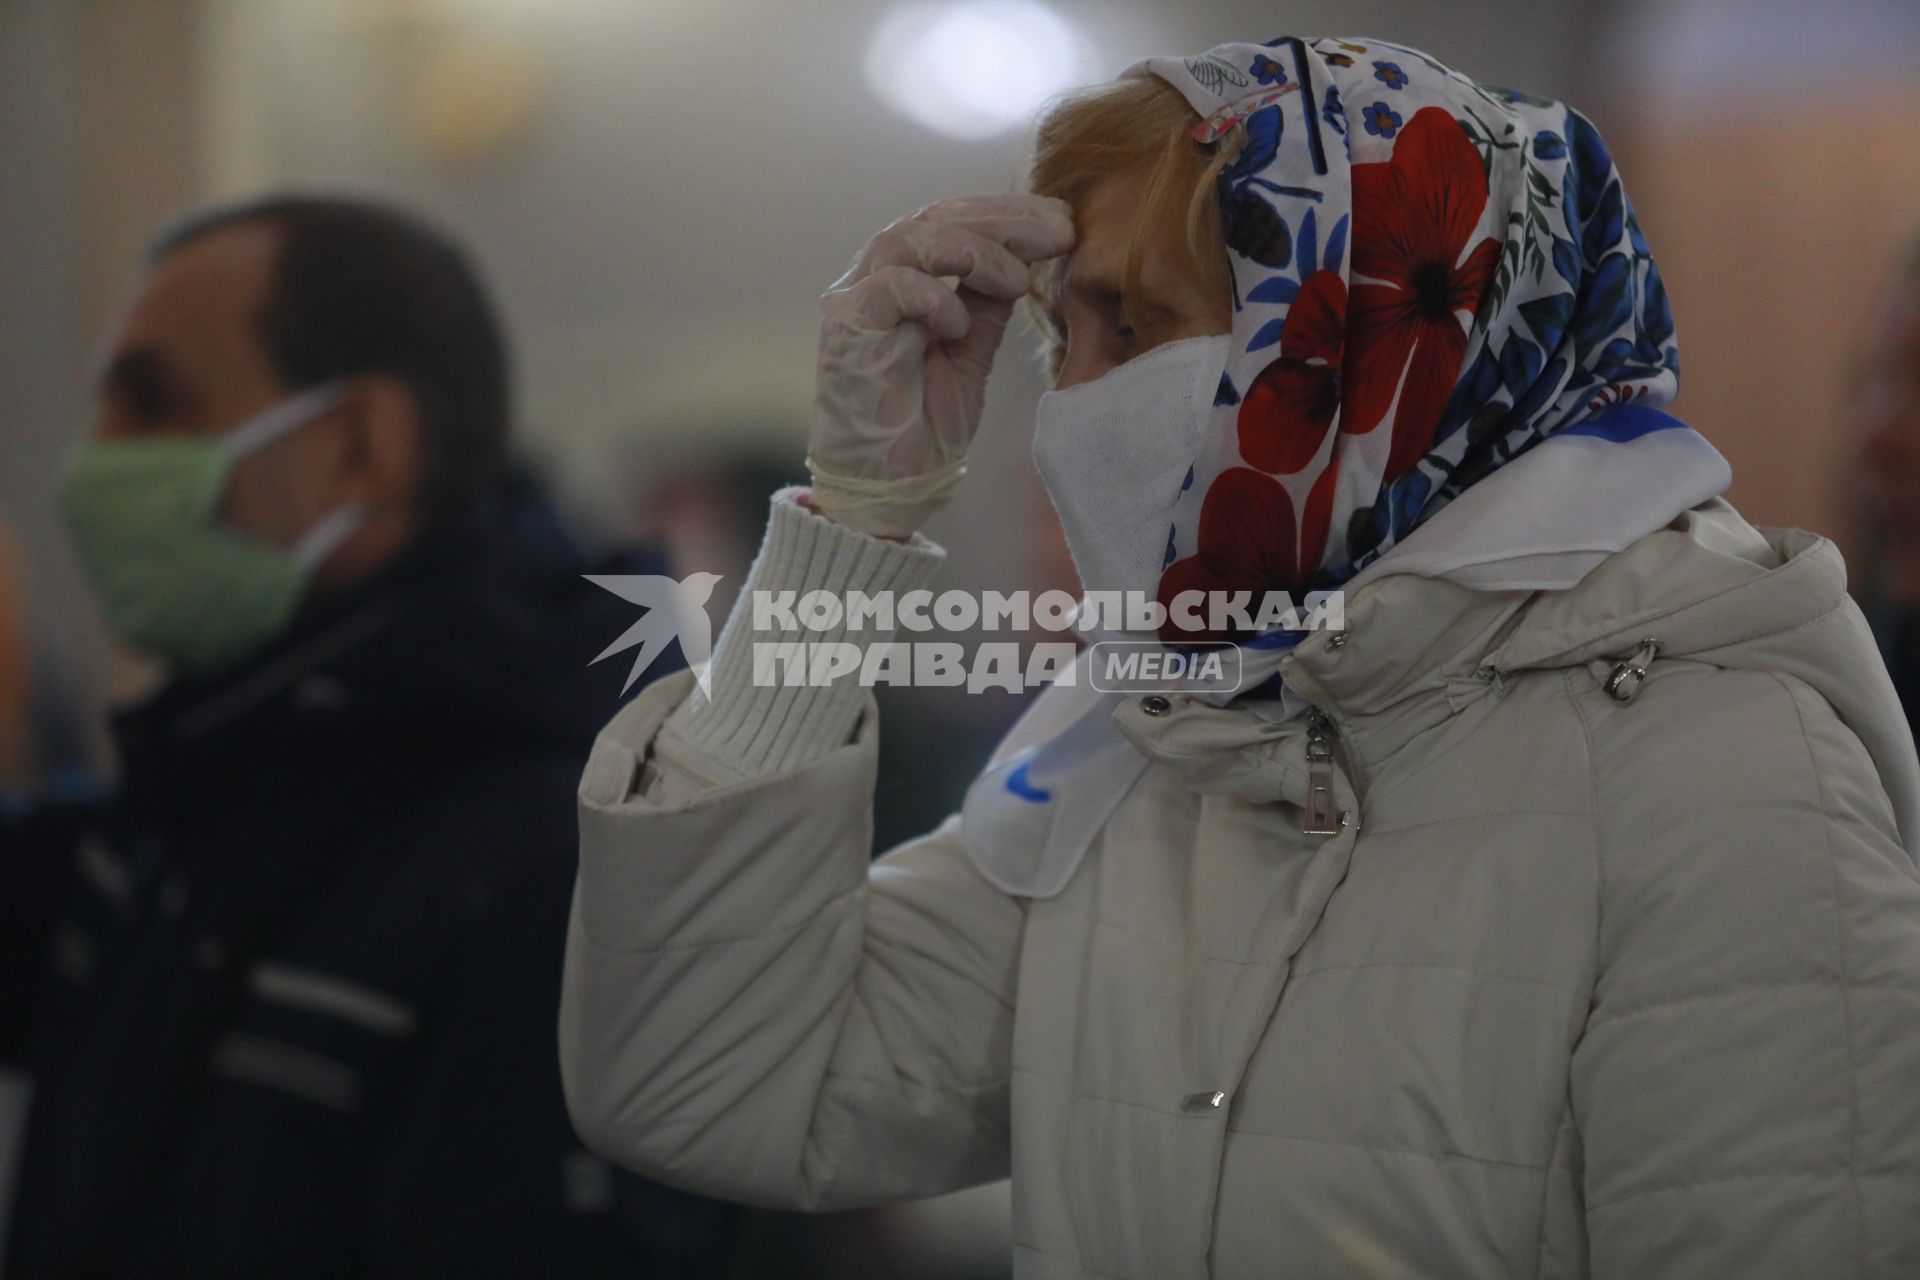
1571,664,1920,1278
560,666,1026,1212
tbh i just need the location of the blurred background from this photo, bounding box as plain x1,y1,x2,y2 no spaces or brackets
3,0,1918,1274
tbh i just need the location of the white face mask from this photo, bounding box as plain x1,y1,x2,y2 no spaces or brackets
1031,333,1229,610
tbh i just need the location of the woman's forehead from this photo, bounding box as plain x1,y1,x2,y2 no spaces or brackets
1068,177,1141,268
1065,173,1192,292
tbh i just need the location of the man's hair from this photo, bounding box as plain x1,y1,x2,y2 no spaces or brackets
1026,76,1236,381
147,194,510,526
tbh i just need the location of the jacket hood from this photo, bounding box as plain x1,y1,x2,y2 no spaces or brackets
1285,498,1920,853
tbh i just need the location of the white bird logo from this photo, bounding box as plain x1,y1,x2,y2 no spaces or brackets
584,572,723,698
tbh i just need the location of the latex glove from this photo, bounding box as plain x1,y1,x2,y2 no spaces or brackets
806,193,1075,539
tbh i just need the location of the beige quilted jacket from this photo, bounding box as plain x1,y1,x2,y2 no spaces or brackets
562,504,1920,1278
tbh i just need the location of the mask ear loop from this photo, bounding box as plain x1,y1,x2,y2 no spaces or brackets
218,379,366,571
220,380,350,461
289,504,365,572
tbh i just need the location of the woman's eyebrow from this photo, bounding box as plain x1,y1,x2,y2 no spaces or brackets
1063,266,1184,328
1060,266,1125,314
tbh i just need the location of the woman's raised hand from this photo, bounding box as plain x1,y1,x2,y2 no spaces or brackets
805,193,1075,539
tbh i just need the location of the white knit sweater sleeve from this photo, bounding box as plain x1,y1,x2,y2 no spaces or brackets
644,487,944,800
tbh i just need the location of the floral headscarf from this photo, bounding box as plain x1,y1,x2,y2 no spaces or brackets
1131,37,1680,628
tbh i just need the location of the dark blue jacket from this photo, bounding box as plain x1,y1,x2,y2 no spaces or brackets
1,479,734,1277
1877,612,1920,743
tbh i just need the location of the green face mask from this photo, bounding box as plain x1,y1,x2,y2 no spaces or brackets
59,382,359,673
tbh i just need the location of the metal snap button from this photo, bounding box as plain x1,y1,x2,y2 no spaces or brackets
1327,631,1348,650
1604,637,1663,705
1140,694,1172,716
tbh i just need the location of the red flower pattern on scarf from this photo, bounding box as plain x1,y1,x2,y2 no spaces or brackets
1158,465,1337,642
1237,270,1347,474
1345,105,1501,482
1161,101,1505,623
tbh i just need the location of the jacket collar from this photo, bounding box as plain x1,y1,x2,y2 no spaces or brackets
109,479,648,821
1119,503,1882,803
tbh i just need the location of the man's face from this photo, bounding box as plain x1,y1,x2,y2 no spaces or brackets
1049,171,1233,391
91,223,358,551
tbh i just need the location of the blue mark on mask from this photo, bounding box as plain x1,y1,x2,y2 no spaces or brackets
1004,755,1052,804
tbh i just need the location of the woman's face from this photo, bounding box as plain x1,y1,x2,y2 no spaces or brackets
1049,172,1233,391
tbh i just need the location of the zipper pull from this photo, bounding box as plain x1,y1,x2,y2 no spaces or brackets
1303,708,1341,836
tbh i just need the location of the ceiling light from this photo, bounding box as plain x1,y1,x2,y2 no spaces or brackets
865,1,1091,141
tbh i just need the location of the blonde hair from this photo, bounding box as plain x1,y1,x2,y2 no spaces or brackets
1025,77,1239,379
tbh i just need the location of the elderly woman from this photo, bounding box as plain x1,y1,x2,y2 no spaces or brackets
561,36,1920,1279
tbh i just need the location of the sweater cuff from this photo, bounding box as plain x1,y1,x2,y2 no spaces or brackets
662,487,944,778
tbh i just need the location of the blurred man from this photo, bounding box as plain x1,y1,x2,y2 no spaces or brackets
1856,234,1920,737
0,196,733,1276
